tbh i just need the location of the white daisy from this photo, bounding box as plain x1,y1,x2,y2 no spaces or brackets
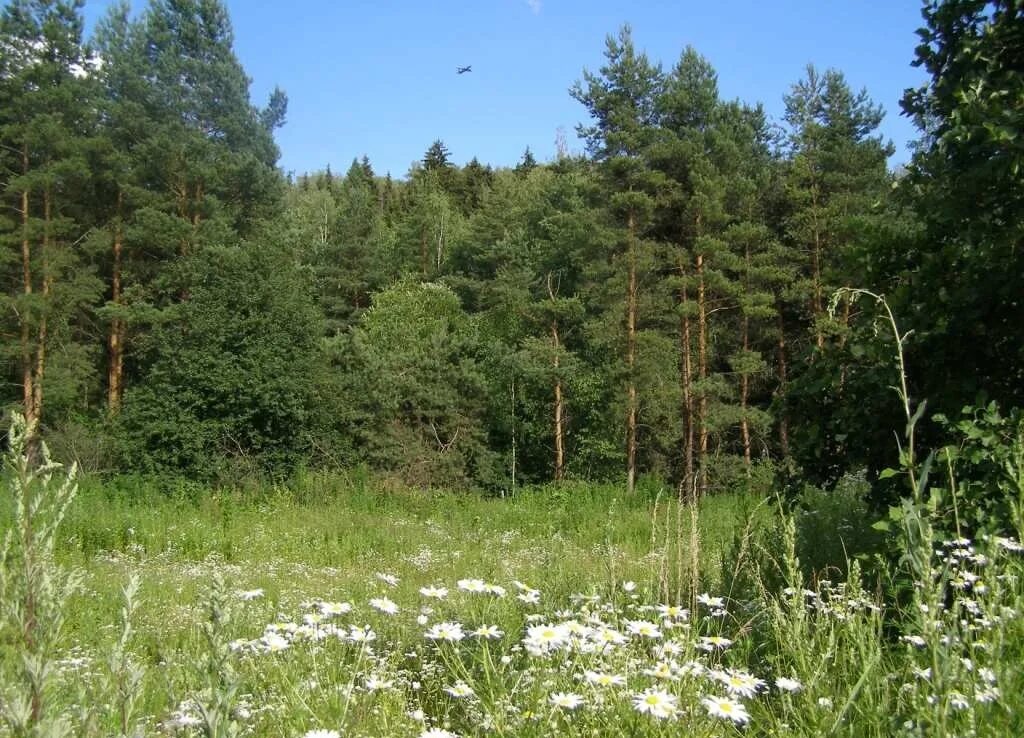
584,670,627,687
445,681,475,698
549,692,585,709
425,622,465,642
775,676,803,692
632,688,678,719
419,585,449,599
369,597,398,615
702,695,750,724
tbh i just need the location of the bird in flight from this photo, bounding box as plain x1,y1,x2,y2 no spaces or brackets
457,65,472,74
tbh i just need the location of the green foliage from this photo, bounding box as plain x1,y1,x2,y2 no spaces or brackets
0,413,81,735
346,281,499,489
934,402,1024,534
118,243,322,478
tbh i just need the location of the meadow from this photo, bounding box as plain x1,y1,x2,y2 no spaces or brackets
3,440,1023,737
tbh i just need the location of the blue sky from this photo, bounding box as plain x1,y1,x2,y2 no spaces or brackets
81,0,929,179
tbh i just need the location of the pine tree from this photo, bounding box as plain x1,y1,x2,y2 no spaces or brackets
0,0,103,451
571,24,664,495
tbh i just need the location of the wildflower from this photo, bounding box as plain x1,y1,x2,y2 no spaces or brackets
364,676,393,691
775,676,803,693
425,622,466,642
303,730,340,738
457,578,488,593
950,692,970,710
901,635,927,648
584,670,627,687
419,585,449,599
976,686,1000,703
912,667,932,680
485,583,507,597
238,588,264,601
632,688,678,719
369,597,398,615
376,572,400,587
416,614,429,626
626,620,662,639
517,589,541,605
622,581,637,592
702,696,750,724
717,670,766,698
445,681,475,698
644,660,679,681
549,692,585,710
347,625,377,643
472,624,503,639
656,603,689,620
995,536,1024,552
697,635,733,651
525,623,571,651
697,593,725,608
260,633,290,653
318,601,352,617
817,697,834,708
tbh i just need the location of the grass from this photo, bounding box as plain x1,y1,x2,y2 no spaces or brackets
2,457,1023,737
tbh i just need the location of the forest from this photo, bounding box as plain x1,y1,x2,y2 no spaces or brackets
1,0,1020,513
2,1,1024,737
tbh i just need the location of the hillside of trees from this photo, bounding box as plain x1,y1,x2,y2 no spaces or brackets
2,0,1021,511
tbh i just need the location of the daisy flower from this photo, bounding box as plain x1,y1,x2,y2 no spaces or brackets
775,676,803,692
584,670,627,687
303,731,341,738
237,589,264,601
697,635,733,651
656,604,689,620
549,692,585,710
717,669,766,698
364,676,394,691
347,625,377,643
626,620,663,639
472,624,503,639
632,688,678,719
643,661,680,681
369,597,398,615
697,593,725,608
517,589,541,605
420,730,459,738
376,572,400,587
702,696,750,724
419,585,449,599
425,622,465,642
318,601,352,617
457,578,488,593
525,623,571,650
445,681,475,698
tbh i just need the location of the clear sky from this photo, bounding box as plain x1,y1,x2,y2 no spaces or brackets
80,0,930,179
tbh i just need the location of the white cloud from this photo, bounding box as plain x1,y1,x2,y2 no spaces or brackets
526,0,542,14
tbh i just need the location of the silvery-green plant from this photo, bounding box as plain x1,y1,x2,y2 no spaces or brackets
0,412,82,737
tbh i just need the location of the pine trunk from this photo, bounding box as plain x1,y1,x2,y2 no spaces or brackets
740,315,752,470
625,212,638,495
811,184,825,350
678,257,695,502
696,251,708,496
108,189,125,414
20,144,34,434
776,313,791,458
552,319,565,482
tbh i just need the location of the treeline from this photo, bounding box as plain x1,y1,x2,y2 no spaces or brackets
2,1,1020,498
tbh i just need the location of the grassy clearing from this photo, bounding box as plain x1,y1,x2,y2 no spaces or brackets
2,458,1023,737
